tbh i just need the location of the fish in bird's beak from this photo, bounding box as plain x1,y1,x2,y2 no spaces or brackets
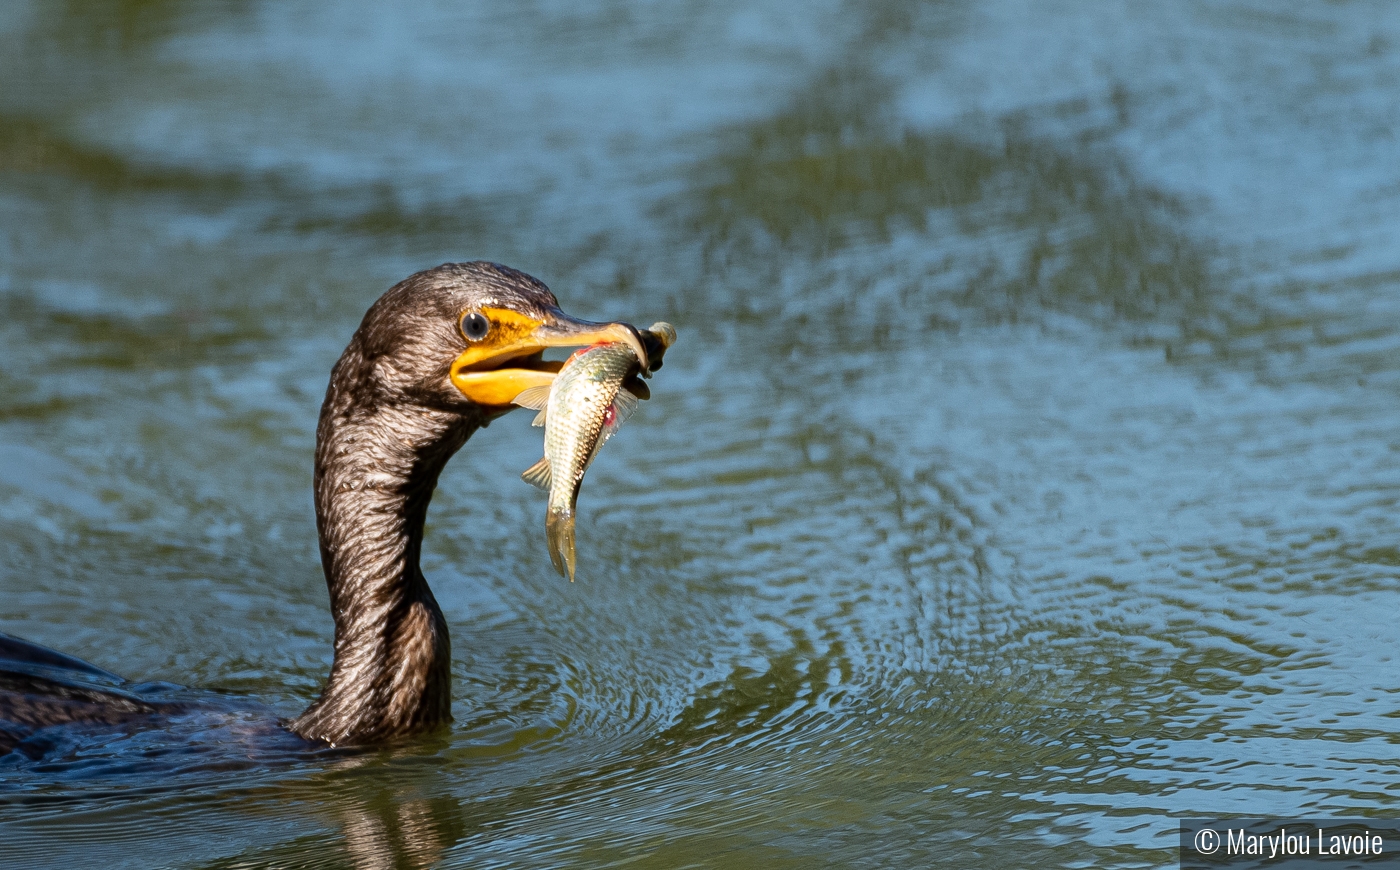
512,322,675,581
449,306,651,408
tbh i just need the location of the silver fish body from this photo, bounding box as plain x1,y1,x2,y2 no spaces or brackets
514,342,641,580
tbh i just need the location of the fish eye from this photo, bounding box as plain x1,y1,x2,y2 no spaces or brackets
460,311,490,341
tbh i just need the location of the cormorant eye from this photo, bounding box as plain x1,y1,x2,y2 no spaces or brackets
461,311,491,341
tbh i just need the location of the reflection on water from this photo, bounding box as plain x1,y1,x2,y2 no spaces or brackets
4,0,1400,867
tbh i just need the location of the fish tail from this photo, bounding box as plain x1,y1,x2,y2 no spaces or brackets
545,506,577,582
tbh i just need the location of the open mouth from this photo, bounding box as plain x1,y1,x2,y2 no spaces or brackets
449,308,650,408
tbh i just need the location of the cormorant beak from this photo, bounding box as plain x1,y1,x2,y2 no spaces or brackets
449,307,650,408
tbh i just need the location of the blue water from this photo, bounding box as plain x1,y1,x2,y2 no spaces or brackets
3,1,1400,867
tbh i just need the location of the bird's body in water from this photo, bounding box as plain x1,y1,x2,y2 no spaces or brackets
514,323,675,581
0,262,670,759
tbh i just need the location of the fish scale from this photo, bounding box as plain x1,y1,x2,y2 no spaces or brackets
515,322,675,579
513,344,642,580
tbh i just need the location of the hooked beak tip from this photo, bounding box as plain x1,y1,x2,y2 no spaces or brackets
538,311,650,371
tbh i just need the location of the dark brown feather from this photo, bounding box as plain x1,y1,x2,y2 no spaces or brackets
289,263,561,745
2,262,565,751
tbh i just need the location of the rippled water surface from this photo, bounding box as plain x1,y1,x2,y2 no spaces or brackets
4,1,1400,867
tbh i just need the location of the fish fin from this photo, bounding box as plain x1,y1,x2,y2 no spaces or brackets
521,457,552,490
612,387,640,428
581,388,642,470
546,507,577,581
600,387,640,445
513,385,551,410
531,408,547,427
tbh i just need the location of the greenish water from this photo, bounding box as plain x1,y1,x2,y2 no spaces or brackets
3,1,1400,867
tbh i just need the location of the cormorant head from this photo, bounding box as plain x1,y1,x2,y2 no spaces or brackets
347,261,651,414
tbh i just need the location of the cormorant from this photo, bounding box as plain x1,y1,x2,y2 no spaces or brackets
0,262,664,754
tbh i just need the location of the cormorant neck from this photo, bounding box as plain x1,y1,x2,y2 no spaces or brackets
290,382,476,746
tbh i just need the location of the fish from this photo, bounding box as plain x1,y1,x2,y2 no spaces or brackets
513,322,675,581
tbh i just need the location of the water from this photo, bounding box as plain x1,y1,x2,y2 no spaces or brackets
3,1,1400,866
